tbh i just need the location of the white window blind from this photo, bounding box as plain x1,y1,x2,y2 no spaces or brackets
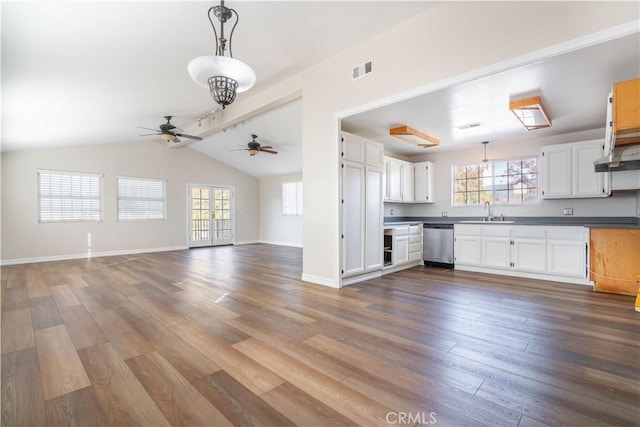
117,177,166,221
282,182,303,215
38,170,103,222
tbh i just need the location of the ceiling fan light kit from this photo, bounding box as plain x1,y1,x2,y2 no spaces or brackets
188,1,256,109
389,125,440,148
509,96,552,131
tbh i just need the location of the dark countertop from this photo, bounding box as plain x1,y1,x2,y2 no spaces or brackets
383,216,640,229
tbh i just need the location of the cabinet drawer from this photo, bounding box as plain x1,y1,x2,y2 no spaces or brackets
547,227,587,241
481,226,511,237
409,225,422,235
394,226,409,236
512,226,546,239
409,234,422,243
454,225,481,236
409,242,421,253
409,252,423,262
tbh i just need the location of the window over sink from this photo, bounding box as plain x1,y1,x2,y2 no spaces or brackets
452,158,538,206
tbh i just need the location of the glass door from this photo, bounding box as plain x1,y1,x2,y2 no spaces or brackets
189,185,234,247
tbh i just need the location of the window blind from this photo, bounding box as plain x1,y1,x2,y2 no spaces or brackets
38,170,103,222
282,182,303,215
117,177,166,221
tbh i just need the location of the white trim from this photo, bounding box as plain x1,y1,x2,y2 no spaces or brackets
302,273,338,288
341,270,382,286
382,261,423,275
260,240,303,248
234,240,261,245
454,264,592,286
0,245,187,266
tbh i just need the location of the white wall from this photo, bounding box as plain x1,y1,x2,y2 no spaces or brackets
259,173,303,247
1,141,259,263
393,129,637,218
175,2,640,287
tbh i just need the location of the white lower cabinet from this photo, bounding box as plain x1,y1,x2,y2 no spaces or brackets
454,224,588,284
383,223,423,273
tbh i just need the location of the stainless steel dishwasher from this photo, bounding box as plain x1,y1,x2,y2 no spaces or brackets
423,223,454,268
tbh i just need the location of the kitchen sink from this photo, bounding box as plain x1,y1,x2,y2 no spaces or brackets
459,220,515,224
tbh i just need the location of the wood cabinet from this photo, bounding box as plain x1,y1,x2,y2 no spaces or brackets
455,224,588,284
413,161,434,203
341,132,384,279
590,228,640,295
541,140,609,199
612,77,640,146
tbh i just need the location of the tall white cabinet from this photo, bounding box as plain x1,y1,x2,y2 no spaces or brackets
341,132,384,282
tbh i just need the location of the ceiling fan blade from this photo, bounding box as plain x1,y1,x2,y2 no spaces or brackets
171,136,181,143
259,145,273,149
230,148,248,151
137,126,160,132
139,133,161,136
260,149,278,154
174,133,203,141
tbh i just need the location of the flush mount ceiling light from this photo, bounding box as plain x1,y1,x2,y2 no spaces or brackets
389,125,439,148
188,1,256,109
509,96,551,131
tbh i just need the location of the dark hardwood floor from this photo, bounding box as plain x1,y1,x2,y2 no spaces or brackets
2,244,639,426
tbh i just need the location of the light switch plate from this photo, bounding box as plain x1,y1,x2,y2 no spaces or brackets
442,211,448,217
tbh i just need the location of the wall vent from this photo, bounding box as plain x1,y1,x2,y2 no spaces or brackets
352,61,373,80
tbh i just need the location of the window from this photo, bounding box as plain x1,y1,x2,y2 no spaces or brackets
453,158,538,206
282,182,303,215
38,170,103,222
117,177,166,221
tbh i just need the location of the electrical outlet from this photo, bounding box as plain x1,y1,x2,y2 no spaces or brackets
390,208,395,216
563,208,574,216
442,211,448,217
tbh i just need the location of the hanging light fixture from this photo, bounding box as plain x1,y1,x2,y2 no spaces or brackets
188,1,256,109
481,141,489,163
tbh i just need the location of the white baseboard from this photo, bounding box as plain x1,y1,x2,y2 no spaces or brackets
341,270,382,286
301,273,338,288
234,240,260,245
259,240,303,248
0,245,188,266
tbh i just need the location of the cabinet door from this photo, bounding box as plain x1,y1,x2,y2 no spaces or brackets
454,235,482,266
394,235,409,265
541,144,571,198
481,237,511,270
387,158,402,202
341,161,365,277
364,167,383,271
512,238,546,273
341,133,365,163
414,162,433,203
365,141,384,167
613,78,640,138
383,158,390,201
402,163,414,202
547,239,586,278
572,140,609,197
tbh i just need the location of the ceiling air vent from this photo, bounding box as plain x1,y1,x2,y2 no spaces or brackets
455,122,483,130
352,61,373,80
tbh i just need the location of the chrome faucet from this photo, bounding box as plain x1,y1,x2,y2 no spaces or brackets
484,201,494,221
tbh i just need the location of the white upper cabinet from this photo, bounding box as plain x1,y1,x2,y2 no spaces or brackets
385,157,403,202
541,139,610,199
402,163,414,202
413,161,434,203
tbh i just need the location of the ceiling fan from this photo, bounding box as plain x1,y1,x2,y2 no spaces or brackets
232,134,278,156
139,116,203,144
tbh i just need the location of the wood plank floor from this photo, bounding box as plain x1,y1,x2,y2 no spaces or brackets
1,244,639,426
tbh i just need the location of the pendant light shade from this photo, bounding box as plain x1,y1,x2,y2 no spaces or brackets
188,1,255,109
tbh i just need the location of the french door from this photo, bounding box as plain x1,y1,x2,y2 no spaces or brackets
189,185,234,247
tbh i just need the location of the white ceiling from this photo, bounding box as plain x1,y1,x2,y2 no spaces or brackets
2,2,638,179
342,33,640,156
1,0,434,177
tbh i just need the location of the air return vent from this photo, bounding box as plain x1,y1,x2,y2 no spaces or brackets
352,61,373,80
455,122,483,130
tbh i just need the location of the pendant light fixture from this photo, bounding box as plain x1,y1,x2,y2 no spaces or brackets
188,1,256,109
481,141,489,163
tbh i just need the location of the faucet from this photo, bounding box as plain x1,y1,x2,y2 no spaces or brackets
484,201,494,221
